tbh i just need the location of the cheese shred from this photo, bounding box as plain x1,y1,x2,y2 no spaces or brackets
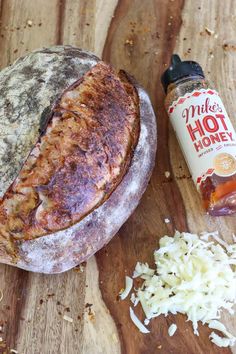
120,276,133,300
122,231,236,347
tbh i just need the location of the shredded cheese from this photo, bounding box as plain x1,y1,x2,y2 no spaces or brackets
122,231,236,347
120,276,133,300
129,307,150,334
168,324,177,336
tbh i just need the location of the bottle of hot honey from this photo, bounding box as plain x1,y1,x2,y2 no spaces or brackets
162,54,236,216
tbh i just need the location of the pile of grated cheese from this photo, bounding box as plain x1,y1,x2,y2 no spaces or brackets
120,231,236,348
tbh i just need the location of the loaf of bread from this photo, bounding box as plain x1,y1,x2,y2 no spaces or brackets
0,46,157,273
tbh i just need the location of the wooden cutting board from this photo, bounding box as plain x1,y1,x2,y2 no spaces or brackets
0,0,235,353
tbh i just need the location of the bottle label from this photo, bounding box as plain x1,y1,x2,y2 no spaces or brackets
168,89,236,189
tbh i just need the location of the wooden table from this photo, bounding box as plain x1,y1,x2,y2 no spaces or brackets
0,0,235,353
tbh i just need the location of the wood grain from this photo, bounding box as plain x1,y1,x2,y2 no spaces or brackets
0,0,235,353
97,0,235,353
0,1,118,354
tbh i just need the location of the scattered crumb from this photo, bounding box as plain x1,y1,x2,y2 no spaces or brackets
183,37,187,41
88,311,95,321
85,303,93,308
223,43,236,51
56,301,61,306
209,51,214,59
214,33,218,39
205,27,214,35
39,299,43,305
63,315,73,323
165,171,170,178
0,337,2,342
119,288,124,295
125,39,134,46
13,49,18,54
164,218,170,224
0,290,3,302
157,345,162,349
85,303,95,321
47,293,55,298
38,23,42,27
74,263,85,273
27,20,33,27
10,350,18,354
77,315,81,320
168,22,172,26
65,307,70,312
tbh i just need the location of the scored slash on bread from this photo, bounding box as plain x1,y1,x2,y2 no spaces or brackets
0,46,157,273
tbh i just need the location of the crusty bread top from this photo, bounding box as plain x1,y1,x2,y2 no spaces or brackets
0,62,140,255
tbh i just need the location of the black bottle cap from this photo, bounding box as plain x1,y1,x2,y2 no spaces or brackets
161,54,205,93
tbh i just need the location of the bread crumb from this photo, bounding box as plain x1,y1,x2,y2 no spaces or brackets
27,20,33,27
157,345,162,349
88,311,95,321
165,171,170,178
205,27,214,35
10,350,18,354
125,39,134,46
164,218,170,224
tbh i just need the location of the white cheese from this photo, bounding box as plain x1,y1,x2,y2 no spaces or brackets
129,307,150,334
120,276,133,300
168,324,177,336
121,231,236,347
210,332,234,347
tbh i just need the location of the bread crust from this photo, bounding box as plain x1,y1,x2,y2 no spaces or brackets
0,62,140,244
0,46,157,273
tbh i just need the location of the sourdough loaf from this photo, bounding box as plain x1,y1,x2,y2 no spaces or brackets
0,46,157,273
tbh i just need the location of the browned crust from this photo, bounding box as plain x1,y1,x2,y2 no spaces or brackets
0,63,140,238
0,47,157,273
0,62,140,256
14,80,157,274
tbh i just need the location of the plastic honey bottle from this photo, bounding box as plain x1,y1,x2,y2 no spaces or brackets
162,54,236,216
